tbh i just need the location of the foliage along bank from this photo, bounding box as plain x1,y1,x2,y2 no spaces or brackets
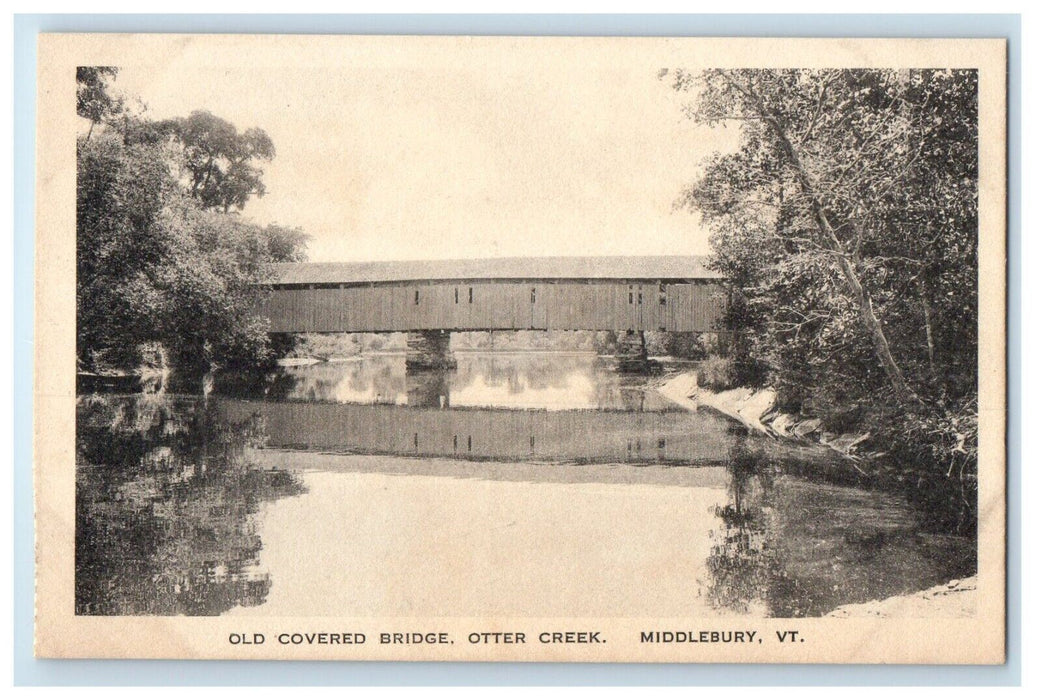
668,68,980,534
76,67,309,385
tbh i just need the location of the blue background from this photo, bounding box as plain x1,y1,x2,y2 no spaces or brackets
13,13,1022,686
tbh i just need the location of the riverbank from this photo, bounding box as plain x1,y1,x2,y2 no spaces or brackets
826,576,977,618
657,370,871,460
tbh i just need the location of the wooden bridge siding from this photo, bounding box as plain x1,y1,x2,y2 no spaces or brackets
341,286,364,331
530,283,549,329
259,288,287,332
545,283,584,331
695,283,727,332
312,288,340,332
220,400,734,464
665,283,727,333
472,283,496,329
259,281,727,333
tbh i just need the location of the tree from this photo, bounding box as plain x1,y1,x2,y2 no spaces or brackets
172,110,276,213
669,70,979,528
671,69,977,412
77,129,180,367
263,223,310,263
76,66,123,141
77,114,308,378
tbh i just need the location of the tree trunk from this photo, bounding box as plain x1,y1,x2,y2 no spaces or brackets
916,276,941,393
762,110,919,407
833,253,918,406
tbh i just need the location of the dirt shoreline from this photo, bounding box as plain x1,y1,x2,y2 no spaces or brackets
826,576,977,618
657,371,872,462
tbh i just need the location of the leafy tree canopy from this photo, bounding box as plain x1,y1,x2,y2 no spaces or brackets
172,110,276,213
76,66,123,138
670,68,977,410
669,69,978,525
76,67,309,378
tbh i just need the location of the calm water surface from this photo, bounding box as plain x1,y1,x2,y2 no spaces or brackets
76,353,974,617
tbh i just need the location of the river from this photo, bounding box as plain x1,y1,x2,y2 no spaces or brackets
75,351,975,618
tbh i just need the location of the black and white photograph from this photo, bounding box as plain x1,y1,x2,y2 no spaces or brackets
34,34,1007,663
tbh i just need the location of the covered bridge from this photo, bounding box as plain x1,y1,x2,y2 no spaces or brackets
257,255,726,335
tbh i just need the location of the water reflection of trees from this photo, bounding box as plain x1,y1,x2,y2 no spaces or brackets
76,395,306,616
704,446,774,615
452,354,597,396
218,351,686,419
703,438,976,617
264,353,660,411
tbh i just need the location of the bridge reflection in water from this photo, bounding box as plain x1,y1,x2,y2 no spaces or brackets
218,353,739,466
217,395,737,466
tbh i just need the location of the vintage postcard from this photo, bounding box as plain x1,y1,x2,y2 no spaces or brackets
34,34,1006,663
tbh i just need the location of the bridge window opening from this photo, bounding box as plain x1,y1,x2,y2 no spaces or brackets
413,433,418,450
454,288,459,304
414,290,420,305
467,436,472,452
468,287,473,303
638,291,643,305
628,291,633,304
453,435,458,452
658,438,666,449
531,287,536,304
529,435,535,451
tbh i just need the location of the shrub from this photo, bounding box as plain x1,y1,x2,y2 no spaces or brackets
698,355,734,392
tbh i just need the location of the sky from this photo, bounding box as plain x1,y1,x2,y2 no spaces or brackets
111,38,739,264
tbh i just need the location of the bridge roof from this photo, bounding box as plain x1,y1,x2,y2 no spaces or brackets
267,255,721,285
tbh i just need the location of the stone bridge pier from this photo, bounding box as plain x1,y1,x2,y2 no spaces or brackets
406,330,458,371
615,330,659,373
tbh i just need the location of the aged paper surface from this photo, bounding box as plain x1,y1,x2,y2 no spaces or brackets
36,34,1006,663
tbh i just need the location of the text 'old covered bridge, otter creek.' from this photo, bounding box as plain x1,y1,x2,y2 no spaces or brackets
256,256,728,370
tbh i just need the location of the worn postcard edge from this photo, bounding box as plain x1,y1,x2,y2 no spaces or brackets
33,34,1008,664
